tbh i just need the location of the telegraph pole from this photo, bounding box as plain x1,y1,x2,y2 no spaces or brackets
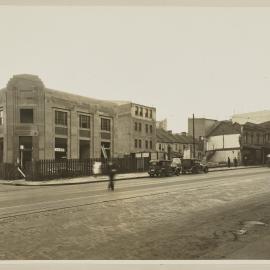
193,114,195,158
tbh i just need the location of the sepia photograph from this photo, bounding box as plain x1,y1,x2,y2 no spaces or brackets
1,0,270,268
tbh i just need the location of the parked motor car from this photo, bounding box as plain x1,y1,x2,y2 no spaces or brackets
181,158,208,174
148,160,181,177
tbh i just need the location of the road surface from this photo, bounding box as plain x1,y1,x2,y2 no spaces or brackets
0,167,270,259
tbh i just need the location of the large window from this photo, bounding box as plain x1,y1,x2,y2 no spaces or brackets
134,139,137,148
79,114,90,129
145,109,149,118
145,140,148,149
135,106,139,116
101,118,111,131
55,110,67,126
145,124,148,133
20,109,33,123
0,110,3,125
139,108,143,117
150,125,153,133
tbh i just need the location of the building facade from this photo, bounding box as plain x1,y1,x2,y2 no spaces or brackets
232,110,270,125
205,120,270,165
188,117,218,139
115,102,156,158
156,128,201,159
0,74,156,167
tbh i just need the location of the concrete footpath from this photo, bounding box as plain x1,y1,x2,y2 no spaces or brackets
0,165,262,186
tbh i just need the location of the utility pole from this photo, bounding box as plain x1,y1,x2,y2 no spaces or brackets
193,114,195,158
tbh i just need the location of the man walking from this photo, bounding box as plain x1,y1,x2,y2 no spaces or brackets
107,161,117,191
227,157,231,168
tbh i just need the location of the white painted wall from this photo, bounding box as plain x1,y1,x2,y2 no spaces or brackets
210,149,241,163
206,134,240,151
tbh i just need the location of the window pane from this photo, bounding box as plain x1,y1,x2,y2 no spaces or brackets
55,111,67,126
0,110,3,125
101,118,111,131
79,115,90,129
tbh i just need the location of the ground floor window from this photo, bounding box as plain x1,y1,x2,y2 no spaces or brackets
79,140,90,160
0,137,3,163
101,141,111,159
55,137,67,160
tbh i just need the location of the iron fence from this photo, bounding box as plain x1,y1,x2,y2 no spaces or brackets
0,163,20,180
24,157,151,181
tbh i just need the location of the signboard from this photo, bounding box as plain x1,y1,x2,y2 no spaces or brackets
142,153,149,158
55,148,65,152
135,153,142,158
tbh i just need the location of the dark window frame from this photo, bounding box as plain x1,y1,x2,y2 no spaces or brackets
20,108,34,124
145,140,148,149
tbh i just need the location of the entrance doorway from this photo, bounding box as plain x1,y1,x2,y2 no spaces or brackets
19,136,33,168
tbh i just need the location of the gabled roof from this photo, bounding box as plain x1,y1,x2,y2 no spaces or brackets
156,128,198,144
206,120,241,137
156,128,176,143
173,133,197,144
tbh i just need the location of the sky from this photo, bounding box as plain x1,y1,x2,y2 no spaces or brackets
1,5,270,132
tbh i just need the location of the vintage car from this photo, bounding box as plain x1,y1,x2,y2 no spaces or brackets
148,160,181,177
181,159,208,174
